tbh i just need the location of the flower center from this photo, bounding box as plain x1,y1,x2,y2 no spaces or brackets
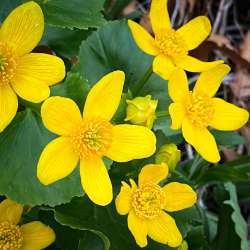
186,91,214,127
132,183,165,219
0,43,17,85
0,221,23,250
70,118,113,158
155,29,188,58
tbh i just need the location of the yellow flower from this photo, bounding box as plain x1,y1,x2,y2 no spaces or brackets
125,95,158,129
128,0,223,80
0,198,55,250
115,163,197,248
168,65,249,163
0,1,65,132
37,71,156,206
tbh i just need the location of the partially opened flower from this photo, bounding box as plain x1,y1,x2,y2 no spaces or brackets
0,1,65,132
0,198,55,249
168,64,249,162
37,71,156,206
128,0,223,80
115,163,196,248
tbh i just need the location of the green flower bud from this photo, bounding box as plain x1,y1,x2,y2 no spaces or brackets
178,240,188,250
155,144,181,171
125,95,158,129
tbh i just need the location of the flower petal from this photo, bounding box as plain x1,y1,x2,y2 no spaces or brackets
20,221,55,250
83,71,125,121
169,103,185,129
128,210,148,248
0,199,23,224
115,181,135,215
10,74,50,103
138,163,168,186
163,182,197,212
182,118,220,163
149,0,171,34
0,2,44,56
194,64,231,97
80,157,113,206
174,55,224,72
168,68,189,102
153,54,176,80
176,16,211,50
41,96,82,136
106,124,156,162
210,98,249,130
128,20,159,56
16,53,65,86
0,84,18,132
37,137,79,185
148,211,182,247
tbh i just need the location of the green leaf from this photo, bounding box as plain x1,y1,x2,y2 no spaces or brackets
212,131,246,146
36,0,106,29
0,109,83,206
0,0,23,21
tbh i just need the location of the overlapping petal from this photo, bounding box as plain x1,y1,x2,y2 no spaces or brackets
0,2,44,56
80,157,113,206
169,103,185,129
106,124,156,162
37,137,79,185
83,71,125,121
153,55,176,80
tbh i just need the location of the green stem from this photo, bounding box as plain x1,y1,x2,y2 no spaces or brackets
156,110,169,118
132,66,153,96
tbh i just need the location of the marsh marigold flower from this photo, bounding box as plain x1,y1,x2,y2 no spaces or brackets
0,1,65,132
168,65,249,163
115,163,196,248
125,95,158,129
37,71,156,206
128,0,223,80
0,198,55,249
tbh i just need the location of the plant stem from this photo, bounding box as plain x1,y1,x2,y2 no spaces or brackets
132,65,153,96
156,110,169,118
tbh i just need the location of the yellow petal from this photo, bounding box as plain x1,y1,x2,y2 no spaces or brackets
149,0,171,34
115,181,135,215
0,199,23,224
37,137,79,185
16,53,65,86
10,74,49,104
153,54,176,80
106,124,156,162
210,98,249,130
138,163,168,186
175,55,224,72
20,221,55,250
80,157,113,206
168,68,189,102
41,96,82,136
128,210,148,248
176,16,211,50
194,64,231,97
128,20,159,56
182,118,220,163
0,2,44,56
163,182,197,212
169,103,185,129
83,71,125,121
0,84,18,132
148,212,182,247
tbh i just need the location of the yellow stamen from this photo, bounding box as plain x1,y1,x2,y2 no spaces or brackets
132,183,165,219
0,221,23,250
70,118,113,158
186,91,214,127
155,29,188,58
0,43,17,85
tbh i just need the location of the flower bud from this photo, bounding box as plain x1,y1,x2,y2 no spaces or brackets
125,95,158,129
178,240,188,250
155,144,181,171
